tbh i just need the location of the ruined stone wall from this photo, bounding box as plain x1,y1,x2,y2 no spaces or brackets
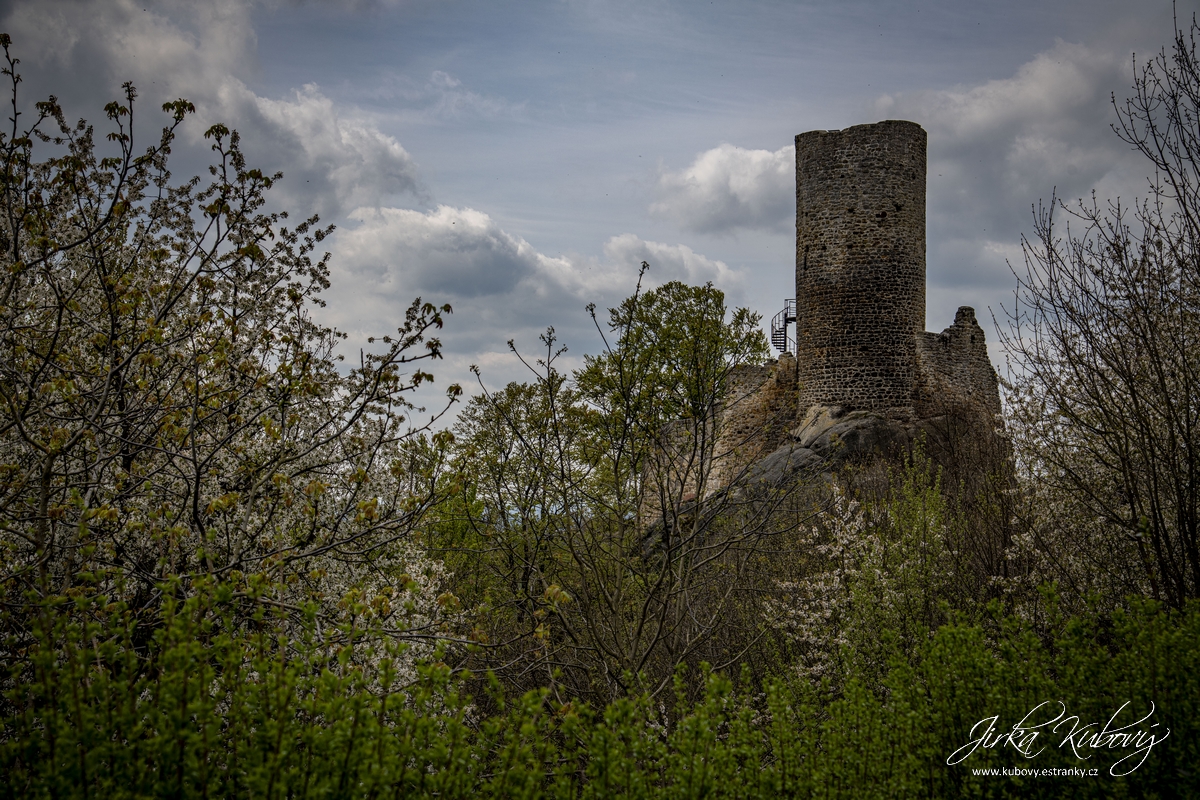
706,354,797,494
643,119,1006,508
795,120,926,413
637,355,796,524
914,306,1001,420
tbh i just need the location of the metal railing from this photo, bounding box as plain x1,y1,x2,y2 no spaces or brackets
770,299,796,353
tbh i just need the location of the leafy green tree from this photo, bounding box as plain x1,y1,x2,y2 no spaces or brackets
576,275,769,435
576,274,770,526
0,37,457,653
442,269,801,703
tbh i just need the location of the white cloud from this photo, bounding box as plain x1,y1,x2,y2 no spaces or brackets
877,40,1123,144
875,38,1141,295
601,234,742,289
2,0,423,221
329,205,742,307
251,85,424,215
332,205,549,302
5,0,257,106
650,143,793,234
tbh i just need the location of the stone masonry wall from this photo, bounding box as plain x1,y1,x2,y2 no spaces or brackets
648,119,1005,502
795,120,926,413
914,306,1001,420
706,353,797,495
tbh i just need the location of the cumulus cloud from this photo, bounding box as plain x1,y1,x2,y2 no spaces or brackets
600,234,742,289
651,143,793,234
4,0,257,113
251,86,424,216
328,205,742,312
322,204,747,387
332,205,551,302
1,0,423,221
875,38,1141,295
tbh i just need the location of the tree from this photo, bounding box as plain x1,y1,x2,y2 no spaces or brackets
0,36,458,650
1002,15,1200,608
575,275,771,525
438,269,813,703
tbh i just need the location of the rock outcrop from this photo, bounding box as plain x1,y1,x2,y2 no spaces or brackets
650,120,1005,515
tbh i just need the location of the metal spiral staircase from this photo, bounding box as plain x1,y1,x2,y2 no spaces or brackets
770,299,796,354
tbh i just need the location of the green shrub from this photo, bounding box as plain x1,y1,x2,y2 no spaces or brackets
3,581,1197,798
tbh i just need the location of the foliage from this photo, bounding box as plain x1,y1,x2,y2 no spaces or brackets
436,271,790,704
3,579,1197,798
575,273,770,435
1001,15,1200,608
766,452,967,685
0,37,457,664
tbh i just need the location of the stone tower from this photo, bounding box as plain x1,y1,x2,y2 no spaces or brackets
648,118,1002,508
794,120,927,413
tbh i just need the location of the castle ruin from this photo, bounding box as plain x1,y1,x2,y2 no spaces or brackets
708,120,1001,493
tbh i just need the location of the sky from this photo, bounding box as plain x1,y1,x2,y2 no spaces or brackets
2,0,1195,424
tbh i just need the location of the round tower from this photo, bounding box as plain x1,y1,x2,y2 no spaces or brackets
794,119,926,413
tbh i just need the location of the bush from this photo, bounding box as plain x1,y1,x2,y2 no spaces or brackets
3,581,1196,798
